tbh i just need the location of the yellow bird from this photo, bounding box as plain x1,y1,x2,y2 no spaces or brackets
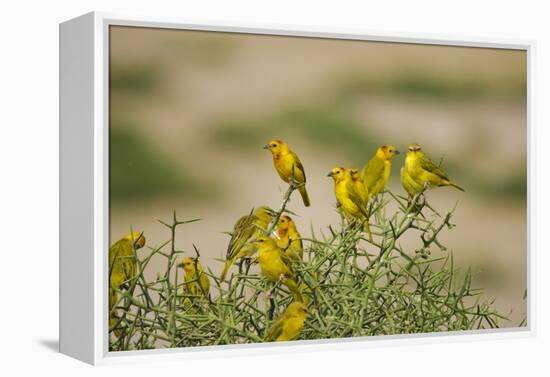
328,167,371,236
400,164,424,198
361,144,399,198
264,140,311,207
179,257,210,298
253,236,303,301
402,143,465,194
266,301,308,342
221,206,275,281
349,168,369,205
276,215,303,261
109,231,145,311
109,231,144,336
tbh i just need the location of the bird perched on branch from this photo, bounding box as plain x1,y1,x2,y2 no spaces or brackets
349,168,369,205
109,231,145,309
401,143,464,197
401,163,424,198
361,144,399,198
328,167,371,238
265,301,308,342
220,206,275,281
252,236,303,302
276,215,303,261
179,257,210,298
264,140,310,207
109,231,145,336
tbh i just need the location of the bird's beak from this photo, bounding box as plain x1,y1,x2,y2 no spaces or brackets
263,144,270,150
249,239,259,244
394,150,400,155
327,171,335,177
177,262,184,268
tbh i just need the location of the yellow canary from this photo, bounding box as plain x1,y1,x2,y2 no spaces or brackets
109,231,144,336
266,301,308,342
400,165,424,198
109,231,145,310
402,143,465,193
328,167,371,235
179,257,210,298
264,140,310,207
276,215,303,260
253,236,303,301
221,206,275,281
349,168,369,205
361,144,399,198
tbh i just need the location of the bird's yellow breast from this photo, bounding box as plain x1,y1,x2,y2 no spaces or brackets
406,153,441,186
404,154,423,179
259,249,288,281
382,160,391,182
273,152,304,183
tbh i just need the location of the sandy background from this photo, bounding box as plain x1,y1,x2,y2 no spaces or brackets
109,26,527,326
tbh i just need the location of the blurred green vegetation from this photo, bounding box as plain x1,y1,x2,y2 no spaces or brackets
110,63,162,95
476,174,527,199
210,99,526,201
109,124,213,202
210,104,378,166
431,158,527,201
336,70,526,102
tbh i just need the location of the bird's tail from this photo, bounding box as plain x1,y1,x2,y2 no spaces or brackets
284,278,304,302
298,185,311,207
220,258,234,282
449,182,465,192
109,289,124,337
298,282,312,305
363,220,373,242
357,206,373,242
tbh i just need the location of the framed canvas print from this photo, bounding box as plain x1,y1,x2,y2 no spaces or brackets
60,12,532,365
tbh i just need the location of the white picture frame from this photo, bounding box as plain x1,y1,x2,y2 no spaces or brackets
59,11,534,365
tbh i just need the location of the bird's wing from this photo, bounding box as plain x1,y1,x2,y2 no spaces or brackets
266,314,286,341
346,179,370,219
109,240,125,284
280,252,296,276
109,240,124,267
199,272,210,294
420,155,449,180
362,156,385,189
346,179,366,208
289,151,306,182
109,239,135,285
226,214,256,259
